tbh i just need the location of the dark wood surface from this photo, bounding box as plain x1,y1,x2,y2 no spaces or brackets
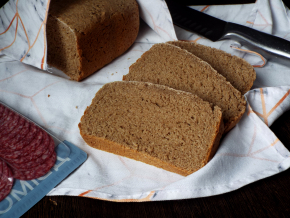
1,0,290,217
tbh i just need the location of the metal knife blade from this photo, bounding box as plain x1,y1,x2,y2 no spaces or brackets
166,0,290,66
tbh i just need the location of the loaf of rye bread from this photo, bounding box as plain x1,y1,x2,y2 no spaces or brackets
46,0,139,81
78,81,224,176
167,41,256,95
123,43,246,132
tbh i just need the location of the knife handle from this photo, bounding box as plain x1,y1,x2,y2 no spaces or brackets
221,22,290,66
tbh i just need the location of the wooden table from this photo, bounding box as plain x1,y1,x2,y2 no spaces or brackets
1,0,290,217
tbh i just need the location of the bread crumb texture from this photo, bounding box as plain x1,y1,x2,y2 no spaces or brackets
124,43,246,132
47,0,139,81
79,81,224,176
167,41,256,95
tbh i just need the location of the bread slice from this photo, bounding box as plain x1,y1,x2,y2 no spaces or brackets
123,43,246,132
46,0,139,81
79,81,224,176
167,41,256,95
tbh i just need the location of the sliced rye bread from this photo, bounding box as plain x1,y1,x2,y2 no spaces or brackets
78,81,224,176
167,41,256,95
123,43,246,132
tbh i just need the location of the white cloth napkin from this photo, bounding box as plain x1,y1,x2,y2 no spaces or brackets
0,0,290,201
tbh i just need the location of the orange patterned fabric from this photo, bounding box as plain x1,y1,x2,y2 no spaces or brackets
0,0,50,69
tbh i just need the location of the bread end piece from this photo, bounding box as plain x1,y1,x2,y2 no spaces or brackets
47,0,139,81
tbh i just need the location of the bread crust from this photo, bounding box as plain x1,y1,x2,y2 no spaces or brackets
47,0,140,81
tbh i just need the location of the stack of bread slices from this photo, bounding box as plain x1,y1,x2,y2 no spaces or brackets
79,41,256,176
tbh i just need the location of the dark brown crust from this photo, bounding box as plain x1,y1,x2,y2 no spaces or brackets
47,0,140,81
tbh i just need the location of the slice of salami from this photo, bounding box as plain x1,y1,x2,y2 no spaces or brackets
0,160,13,202
11,151,56,180
0,181,13,202
0,160,5,191
0,116,25,145
16,136,55,170
0,164,12,194
0,124,43,159
0,104,4,118
2,130,43,164
0,112,20,138
0,107,9,125
0,160,13,186
0,120,30,150
5,131,54,169
10,135,55,170
0,109,13,131
1,122,38,151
